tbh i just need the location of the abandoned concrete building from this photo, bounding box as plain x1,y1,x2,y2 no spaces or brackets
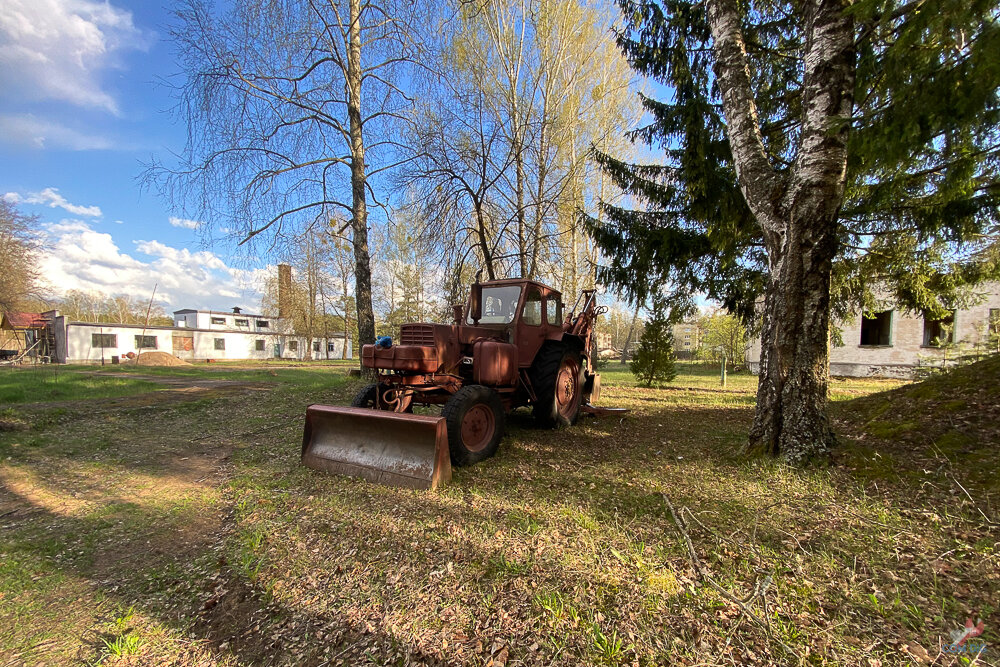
746,283,1000,377
1,264,352,364
51,308,351,364
1,307,350,364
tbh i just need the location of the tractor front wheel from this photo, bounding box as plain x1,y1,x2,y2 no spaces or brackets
442,385,505,466
531,344,583,428
350,382,413,413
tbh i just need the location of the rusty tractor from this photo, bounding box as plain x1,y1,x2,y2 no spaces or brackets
301,279,620,489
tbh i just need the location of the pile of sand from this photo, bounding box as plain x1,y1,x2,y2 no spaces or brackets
126,351,192,367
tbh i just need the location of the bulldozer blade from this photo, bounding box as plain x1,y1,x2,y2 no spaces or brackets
301,405,452,490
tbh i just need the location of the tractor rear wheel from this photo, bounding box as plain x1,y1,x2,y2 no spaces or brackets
530,344,583,428
442,385,504,466
350,382,413,413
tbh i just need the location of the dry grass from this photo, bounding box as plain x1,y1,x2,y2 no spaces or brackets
0,362,996,666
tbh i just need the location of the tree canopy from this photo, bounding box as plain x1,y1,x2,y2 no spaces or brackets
0,200,41,315
589,0,1000,322
587,0,999,461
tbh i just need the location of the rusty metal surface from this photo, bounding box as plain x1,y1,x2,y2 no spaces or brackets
362,344,440,373
301,405,451,490
354,278,605,417
584,371,601,403
472,340,518,385
399,323,436,346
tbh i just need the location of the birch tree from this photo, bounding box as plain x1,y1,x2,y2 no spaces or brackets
590,0,1000,462
152,0,420,351
402,0,637,293
0,200,40,314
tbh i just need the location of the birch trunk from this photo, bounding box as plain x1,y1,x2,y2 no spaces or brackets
706,0,854,462
347,0,376,358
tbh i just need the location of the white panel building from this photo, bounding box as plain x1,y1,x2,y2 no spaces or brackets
47,307,351,364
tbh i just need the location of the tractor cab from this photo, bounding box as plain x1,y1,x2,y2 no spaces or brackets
467,279,566,365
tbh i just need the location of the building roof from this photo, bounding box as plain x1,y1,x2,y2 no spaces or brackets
173,309,268,318
1,312,48,329
64,321,348,337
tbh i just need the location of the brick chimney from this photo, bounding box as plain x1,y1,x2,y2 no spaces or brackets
277,263,292,319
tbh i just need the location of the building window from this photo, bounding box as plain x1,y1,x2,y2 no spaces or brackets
923,311,955,347
235,318,249,326
860,310,892,346
990,308,1000,330
135,335,157,349
92,333,117,347
257,320,270,329
313,341,320,352
288,340,298,351
327,342,336,352
255,339,265,351
211,317,226,325
214,338,225,350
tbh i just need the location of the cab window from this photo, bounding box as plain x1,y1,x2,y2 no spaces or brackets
523,287,542,326
472,285,522,324
546,297,562,325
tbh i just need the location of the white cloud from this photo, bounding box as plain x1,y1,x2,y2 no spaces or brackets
5,188,102,217
168,216,203,230
0,0,149,114
0,114,116,151
37,220,267,312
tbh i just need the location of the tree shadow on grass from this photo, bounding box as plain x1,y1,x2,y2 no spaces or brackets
0,383,451,666
0,483,453,666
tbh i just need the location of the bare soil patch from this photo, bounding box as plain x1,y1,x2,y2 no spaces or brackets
127,351,192,367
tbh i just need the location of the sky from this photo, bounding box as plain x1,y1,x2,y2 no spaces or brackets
0,0,669,319
0,0,271,314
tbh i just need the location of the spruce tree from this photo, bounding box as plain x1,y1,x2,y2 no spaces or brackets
630,302,679,387
589,0,1000,462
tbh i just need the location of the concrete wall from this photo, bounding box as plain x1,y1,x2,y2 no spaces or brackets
746,283,1000,378
65,323,175,363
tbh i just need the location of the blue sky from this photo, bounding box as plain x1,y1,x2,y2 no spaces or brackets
0,0,671,318
0,0,270,313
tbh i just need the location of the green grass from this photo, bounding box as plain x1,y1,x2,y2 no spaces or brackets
834,353,1000,496
599,360,907,402
0,367,163,404
1,359,996,666
597,359,759,392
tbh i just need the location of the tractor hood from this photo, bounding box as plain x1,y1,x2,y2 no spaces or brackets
361,322,505,374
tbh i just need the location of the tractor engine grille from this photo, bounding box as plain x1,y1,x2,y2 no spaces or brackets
399,324,435,346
